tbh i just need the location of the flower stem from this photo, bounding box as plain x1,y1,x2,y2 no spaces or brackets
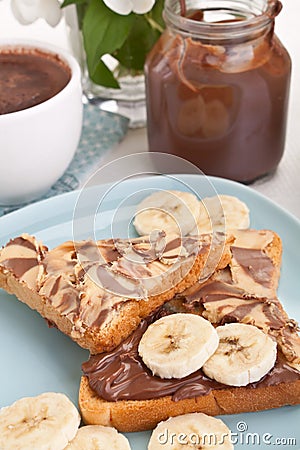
146,16,165,33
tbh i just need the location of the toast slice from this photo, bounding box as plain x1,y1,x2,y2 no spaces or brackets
0,232,232,354
79,229,300,432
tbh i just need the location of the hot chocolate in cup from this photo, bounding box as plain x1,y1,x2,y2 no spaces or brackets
0,39,83,205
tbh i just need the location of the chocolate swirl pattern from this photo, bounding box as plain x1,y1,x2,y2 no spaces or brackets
0,235,46,290
0,231,230,353
82,317,300,403
82,229,300,402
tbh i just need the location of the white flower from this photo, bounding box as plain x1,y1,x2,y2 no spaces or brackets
103,0,155,15
11,0,62,26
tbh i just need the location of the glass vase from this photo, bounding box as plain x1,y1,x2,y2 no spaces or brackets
83,57,146,129
65,8,146,129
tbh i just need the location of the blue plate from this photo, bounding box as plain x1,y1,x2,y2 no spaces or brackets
0,175,299,449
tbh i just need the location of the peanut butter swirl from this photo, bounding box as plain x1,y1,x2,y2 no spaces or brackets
0,232,213,333
0,234,46,290
181,230,300,369
82,229,300,402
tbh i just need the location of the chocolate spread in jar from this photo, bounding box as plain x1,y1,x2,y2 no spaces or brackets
0,48,71,115
145,1,291,183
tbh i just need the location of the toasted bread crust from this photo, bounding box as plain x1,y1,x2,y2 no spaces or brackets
77,230,300,433
79,376,300,432
232,229,282,294
0,236,232,354
262,231,282,290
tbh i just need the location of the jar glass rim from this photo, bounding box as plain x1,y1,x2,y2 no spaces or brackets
163,0,282,37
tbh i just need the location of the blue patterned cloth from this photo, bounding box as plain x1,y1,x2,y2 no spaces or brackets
0,104,129,216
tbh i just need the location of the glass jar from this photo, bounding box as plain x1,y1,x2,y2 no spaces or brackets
145,0,291,183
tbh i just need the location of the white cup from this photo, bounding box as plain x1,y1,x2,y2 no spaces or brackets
0,39,83,205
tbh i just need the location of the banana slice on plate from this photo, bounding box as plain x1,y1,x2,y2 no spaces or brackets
0,392,80,450
190,194,250,235
148,412,233,449
133,190,200,236
138,313,219,379
202,323,277,386
66,425,131,449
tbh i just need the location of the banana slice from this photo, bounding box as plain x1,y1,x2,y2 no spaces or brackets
66,425,131,449
138,313,219,379
190,194,250,234
0,392,80,450
133,190,200,236
202,323,277,386
148,412,233,449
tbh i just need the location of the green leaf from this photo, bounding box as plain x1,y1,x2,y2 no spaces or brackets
114,15,161,71
61,0,86,8
90,59,120,88
74,3,89,29
149,0,165,29
82,0,134,85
